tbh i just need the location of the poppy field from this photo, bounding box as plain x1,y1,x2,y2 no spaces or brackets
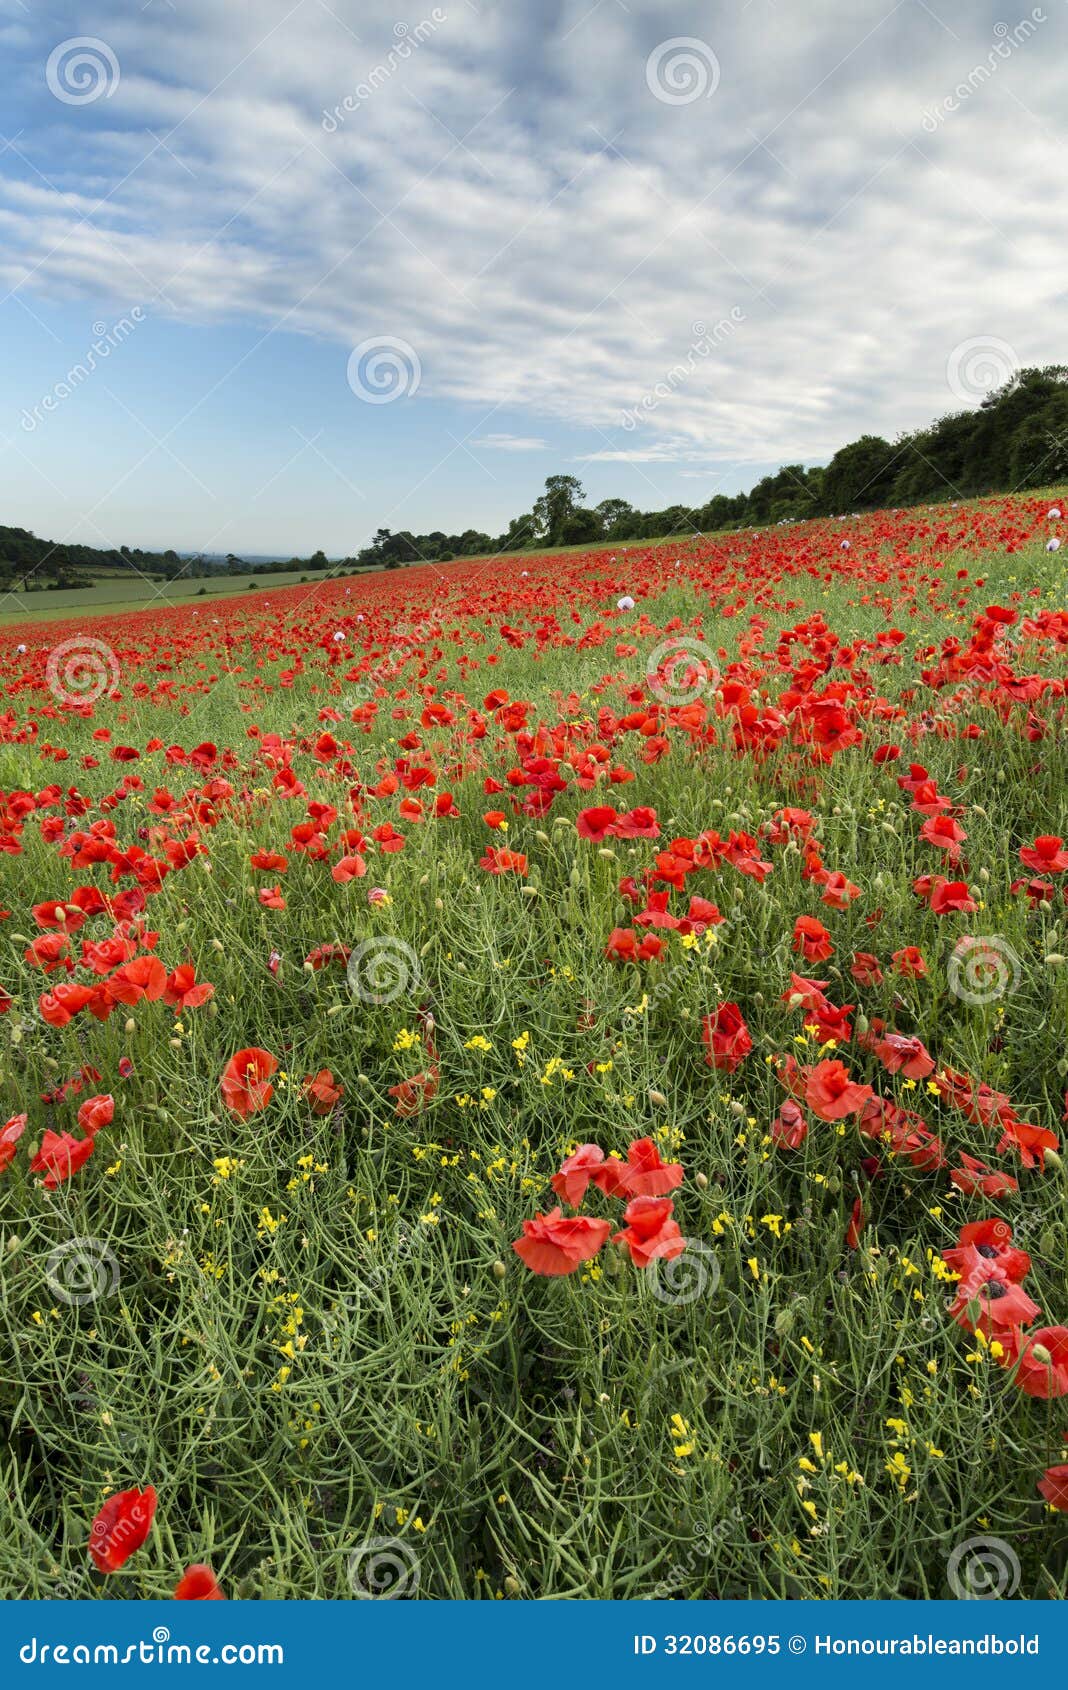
2,493,1068,1601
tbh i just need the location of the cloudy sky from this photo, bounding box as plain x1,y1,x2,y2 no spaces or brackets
0,0,1063,554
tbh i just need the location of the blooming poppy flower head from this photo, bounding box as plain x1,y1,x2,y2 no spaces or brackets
220,1047,278,1118
512,1208,611,1275
792,914,833,961
1013,1327,1068,1399
1037,1465,1068,1513
803,1058,872,1121
77,1093,114,1137
89,1485,157,1573
0,1112,27,1172
30,1129,95,1189
551,1142,605,1207
612,1195,685,1268
174,1563,226,1600
702,1001,752,1073
618,1136,684,1197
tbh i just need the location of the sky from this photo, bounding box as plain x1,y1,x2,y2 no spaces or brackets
0,0,1064,556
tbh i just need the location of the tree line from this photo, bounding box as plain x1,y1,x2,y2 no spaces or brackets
357,364,1068,566
4,365,1068,591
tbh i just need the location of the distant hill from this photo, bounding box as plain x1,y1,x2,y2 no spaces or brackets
0,532,355,595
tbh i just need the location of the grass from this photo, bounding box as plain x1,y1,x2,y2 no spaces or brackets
0,497,1067,1599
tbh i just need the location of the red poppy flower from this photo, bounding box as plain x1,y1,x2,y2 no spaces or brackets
1037,1465,1068,1513
702,1002,752,1072
804,1059,872,1121
1013,1327,1068,1398
220,1047,278,1118
1019,835,1068,873
576,805,619,842
77,1094,114,1137
174,1563,226,1599
850,951,883,987
479,845,528,875
891,946,926,978
949,1153,1018,1199
89,1485,157,1573
303,1069,343,1114
943,1218,1031,1284
30,1130,95,1189
617,1136,684,1197
793,915,833,961
874,1032,934,1080
388,1067,439,1118
512,1208,611,1275
551,1143,606,1207
947,1267,1041,1339
163,964,215,1013
612,1195,685,1268
0,1113,27,1171
771,1099,808,1149
845,1196,866,1250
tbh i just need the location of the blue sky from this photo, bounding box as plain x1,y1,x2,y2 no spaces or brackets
1,0,1064,555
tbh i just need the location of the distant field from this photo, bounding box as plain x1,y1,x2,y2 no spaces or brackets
0,567,341,621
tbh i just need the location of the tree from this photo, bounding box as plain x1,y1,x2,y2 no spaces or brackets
533,475,585,545
596,498,638,538
820,436,898,514
560,508,604,546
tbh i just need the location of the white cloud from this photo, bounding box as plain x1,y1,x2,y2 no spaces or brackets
473,432,548,451
3,0,1066,470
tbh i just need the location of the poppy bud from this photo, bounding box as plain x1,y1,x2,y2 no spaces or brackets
535,831,550,845
124,1018,136,1035
492,1260,507,1280
1031,1343,1053,1366
503,1575,520,1597
521,886,539,897
1044,1148,1062,1171
1044,954,1066,967
648,1089,668,1107
434,898,444,912
978,866,989,883
695,1172,709,1190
